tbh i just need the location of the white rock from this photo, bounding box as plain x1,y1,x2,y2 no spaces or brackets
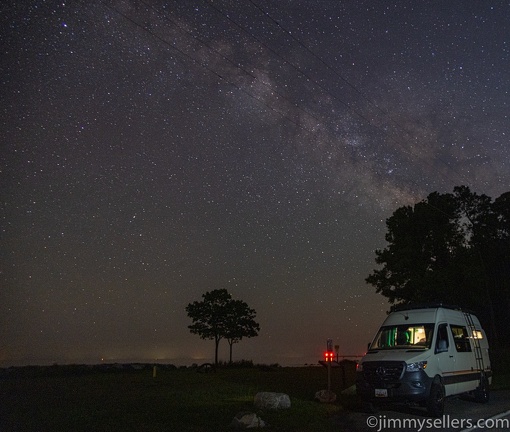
314,389,337,403
231,411,266,428
254,392,291,409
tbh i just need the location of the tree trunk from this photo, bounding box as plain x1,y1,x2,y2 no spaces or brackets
215,337,220,365
476,248,499,346
229,341,233,363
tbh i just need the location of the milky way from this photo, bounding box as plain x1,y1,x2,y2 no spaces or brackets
1,0,509,366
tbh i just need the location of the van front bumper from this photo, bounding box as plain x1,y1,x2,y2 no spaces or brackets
356,369,433,403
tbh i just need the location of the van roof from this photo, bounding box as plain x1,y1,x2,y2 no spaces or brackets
393,303,475,314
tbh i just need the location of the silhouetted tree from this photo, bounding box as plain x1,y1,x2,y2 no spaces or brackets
365,191,464,306
224,299,260,363
366,186,510,347
185,289,260,365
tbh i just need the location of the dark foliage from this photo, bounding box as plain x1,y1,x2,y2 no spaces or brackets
186,289,260,364
366,186,510,347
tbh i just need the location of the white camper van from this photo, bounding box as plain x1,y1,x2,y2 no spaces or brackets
356,305,491,416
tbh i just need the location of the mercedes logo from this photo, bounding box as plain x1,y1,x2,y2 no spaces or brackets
376,366,386,376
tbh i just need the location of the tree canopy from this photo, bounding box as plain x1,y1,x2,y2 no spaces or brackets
366,186,510,347
185,289,260,364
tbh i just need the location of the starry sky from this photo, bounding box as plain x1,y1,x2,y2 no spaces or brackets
1,0,509,367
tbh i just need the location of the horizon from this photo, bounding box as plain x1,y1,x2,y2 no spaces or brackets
1,354,363,369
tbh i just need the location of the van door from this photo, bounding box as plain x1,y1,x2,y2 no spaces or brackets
434,323,457,396
450,324,480,394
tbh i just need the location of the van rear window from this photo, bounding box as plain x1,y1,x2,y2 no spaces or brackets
370,324,434,350
472,330,483,339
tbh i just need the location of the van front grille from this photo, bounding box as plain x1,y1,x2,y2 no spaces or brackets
363,361,405,384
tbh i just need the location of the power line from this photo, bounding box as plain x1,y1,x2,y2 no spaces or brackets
94,0,467,194
135,0,333,134
201,0,377,128
248,0,385,115
243,0,472,188
97,0,317,135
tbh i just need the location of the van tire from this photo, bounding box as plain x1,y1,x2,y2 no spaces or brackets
474,374,490,403
427,380,445,417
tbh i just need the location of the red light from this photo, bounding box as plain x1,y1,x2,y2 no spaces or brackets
324,351,334,361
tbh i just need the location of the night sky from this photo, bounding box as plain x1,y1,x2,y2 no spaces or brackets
2,1,509,367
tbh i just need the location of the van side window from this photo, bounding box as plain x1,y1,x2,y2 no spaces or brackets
436,323,449,352
450,325,472,352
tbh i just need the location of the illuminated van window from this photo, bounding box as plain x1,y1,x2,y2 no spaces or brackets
472,330,483,339
370,324,434,350
450,325,472,352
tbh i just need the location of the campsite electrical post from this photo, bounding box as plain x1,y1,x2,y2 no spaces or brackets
326,339,333,393
319,339,336,401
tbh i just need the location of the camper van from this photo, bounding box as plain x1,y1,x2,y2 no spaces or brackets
356,305,491,416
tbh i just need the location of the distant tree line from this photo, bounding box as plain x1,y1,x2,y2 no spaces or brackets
186,289,260,365
366,186,510,347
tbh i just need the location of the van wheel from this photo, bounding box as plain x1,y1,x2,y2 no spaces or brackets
474,375,490,403
427,380,445,417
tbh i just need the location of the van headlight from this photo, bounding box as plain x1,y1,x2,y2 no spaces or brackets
406,361,427,372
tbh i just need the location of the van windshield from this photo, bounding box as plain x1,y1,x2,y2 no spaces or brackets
370,324,434,350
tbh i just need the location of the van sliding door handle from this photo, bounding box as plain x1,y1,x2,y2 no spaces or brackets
449,355,454,358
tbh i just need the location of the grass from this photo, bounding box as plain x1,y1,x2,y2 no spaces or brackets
491,372,510,390
0,364,356,432
490,348,510,390
2,362,508,431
